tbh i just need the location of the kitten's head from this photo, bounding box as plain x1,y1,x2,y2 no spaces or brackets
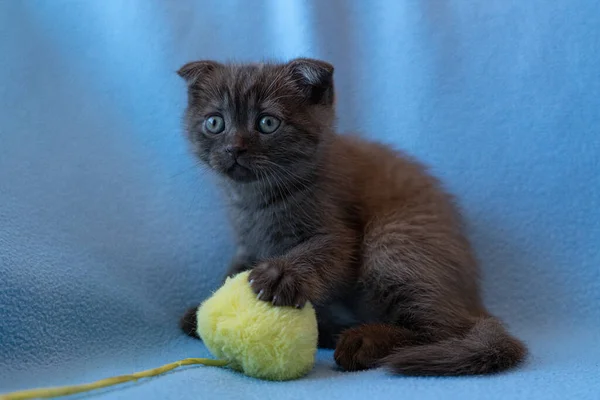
178,58,335,183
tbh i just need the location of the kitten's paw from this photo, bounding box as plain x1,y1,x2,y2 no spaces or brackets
334,326,397,371
180,307,201,340
248,259,307,308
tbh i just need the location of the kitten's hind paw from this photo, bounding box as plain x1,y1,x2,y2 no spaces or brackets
180,306,201,339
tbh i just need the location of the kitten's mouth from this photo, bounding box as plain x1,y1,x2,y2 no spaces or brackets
225,162,255,182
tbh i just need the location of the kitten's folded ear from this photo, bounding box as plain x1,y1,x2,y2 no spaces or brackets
177,60,222,86
287,58,335,105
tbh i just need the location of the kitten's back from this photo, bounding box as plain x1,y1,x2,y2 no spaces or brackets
327,134,461,225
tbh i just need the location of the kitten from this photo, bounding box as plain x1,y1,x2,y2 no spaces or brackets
178,58,526,375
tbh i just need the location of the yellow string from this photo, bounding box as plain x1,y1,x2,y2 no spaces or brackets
0,358,229,400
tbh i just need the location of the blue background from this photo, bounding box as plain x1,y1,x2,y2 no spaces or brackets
1,1,599,399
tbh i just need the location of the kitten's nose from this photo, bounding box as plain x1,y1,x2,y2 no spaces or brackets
225,145,247,159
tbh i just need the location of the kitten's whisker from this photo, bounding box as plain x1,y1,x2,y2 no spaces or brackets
265,67,289,97
260,164,317,223
263,94,297,103
169,161,206,179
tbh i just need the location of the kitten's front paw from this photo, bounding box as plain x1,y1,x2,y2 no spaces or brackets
248,259,307,308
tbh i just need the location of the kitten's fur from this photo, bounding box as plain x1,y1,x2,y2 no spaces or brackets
178,58,526,375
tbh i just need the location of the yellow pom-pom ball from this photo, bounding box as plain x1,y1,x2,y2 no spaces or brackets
195,271,318,381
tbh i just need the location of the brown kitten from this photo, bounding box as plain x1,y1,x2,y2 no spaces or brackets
178,58,527,375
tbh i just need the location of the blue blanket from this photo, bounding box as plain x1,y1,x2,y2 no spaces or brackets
1,1,599,399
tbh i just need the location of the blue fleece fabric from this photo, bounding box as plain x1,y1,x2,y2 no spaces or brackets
1,1,599,399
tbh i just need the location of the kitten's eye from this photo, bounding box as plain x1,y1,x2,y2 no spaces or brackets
257,115,281,134
205,115,225,134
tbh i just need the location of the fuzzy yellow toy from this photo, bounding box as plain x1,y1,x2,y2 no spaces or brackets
196,271,318,380
1,272,318,399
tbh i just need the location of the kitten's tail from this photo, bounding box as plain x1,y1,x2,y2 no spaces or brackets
382,318,526,376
